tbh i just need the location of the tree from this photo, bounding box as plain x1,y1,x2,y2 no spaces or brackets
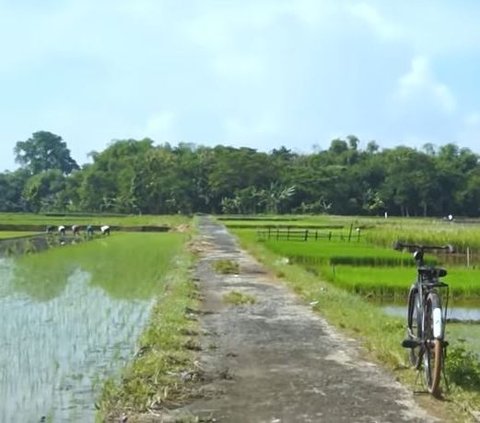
14,131,79,175
22,169,67,212
0,169,30,211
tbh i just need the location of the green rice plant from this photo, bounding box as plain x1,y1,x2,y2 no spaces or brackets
365,220,480,253
304,263,480,299
223,290,256,305
12,233,186,301
315,264,414,299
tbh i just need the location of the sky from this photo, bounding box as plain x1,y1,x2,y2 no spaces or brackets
1,0,480,171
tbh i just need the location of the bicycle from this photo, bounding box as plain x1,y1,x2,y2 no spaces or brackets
393,241,454,397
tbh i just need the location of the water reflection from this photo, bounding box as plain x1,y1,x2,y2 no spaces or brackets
0,264,153,422
383,304,480,322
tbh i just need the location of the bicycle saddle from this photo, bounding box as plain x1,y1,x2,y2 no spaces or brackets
418,266,447,279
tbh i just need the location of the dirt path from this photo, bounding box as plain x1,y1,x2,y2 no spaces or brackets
183,216,443,422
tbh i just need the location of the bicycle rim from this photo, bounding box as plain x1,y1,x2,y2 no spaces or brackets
423,293,443,396
407,287,422,368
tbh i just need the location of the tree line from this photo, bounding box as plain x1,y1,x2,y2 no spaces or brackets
1,131,479,217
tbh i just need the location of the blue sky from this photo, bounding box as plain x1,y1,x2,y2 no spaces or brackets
1,0,480,171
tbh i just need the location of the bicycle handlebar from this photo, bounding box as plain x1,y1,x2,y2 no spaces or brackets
393,241,455,253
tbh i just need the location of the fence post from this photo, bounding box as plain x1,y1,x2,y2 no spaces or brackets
268,227,271,240
315,230,318,241
348,223,353,242
276,228,279,240
287,227,290,240
328,231,332,241
467,247,470,268
304,229,308,241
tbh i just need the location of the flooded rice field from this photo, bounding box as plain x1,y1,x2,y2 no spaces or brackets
0,233,182,422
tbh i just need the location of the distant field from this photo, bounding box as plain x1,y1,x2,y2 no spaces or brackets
0,232,38,239
231,216,480,299
0,213,190,228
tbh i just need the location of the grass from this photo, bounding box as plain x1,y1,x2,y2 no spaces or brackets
97,233,199,421
214,259,239,274
223,290,256,305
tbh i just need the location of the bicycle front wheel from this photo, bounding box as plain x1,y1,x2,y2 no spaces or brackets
407,285,422,369
423,292,443,396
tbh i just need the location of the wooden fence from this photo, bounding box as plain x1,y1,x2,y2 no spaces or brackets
256,227,362,242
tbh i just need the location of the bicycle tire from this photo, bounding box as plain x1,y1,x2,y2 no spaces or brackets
407,285,422,369
423,292,443,396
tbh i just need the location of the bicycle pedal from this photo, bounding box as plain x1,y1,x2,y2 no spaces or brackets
402,339,419,348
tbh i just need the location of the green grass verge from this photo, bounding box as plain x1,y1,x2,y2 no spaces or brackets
232,228,480,422
96,238,199,421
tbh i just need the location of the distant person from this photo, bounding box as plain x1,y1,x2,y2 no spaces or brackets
448,214,454,222
58,225,66,236
45,225,54,233
86,224,94,238
72,224,80,236
100,225,111,236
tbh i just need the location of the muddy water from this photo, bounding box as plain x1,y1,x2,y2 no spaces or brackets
0,258,153,422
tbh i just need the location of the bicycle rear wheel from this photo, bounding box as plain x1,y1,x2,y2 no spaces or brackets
423,292,443,396
407,286,422,368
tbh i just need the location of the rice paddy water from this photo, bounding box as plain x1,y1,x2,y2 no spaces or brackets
0,232,184,422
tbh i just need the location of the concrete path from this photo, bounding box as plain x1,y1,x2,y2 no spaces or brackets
182,217,443,423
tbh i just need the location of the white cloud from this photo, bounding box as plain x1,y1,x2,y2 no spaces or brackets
347,2,402,40
396,56,456,114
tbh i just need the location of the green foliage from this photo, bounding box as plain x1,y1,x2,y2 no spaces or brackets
3,132,480,216
447,344,480,390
